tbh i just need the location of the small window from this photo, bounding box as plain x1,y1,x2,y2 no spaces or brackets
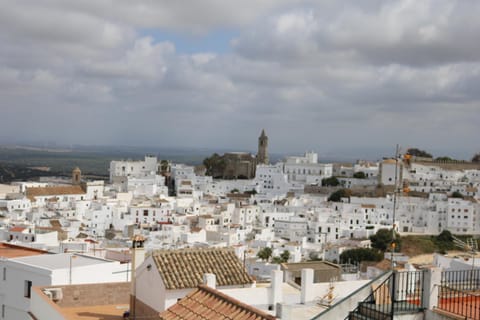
24,280,32,298
2,268,5,281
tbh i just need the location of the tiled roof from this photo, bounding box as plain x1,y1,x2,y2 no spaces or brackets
152,248,253,290
0,243,49,258
50,219,62,228
159,285,276,320
26,186,85,200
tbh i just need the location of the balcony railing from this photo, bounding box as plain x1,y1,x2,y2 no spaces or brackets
346,270,425,320
437,269,480,319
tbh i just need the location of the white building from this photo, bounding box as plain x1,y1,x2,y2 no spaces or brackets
1,252,129,319
255,164,290,195
109,155,158,183
284,152,333,183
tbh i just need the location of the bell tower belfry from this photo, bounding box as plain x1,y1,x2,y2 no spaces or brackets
72,167,81,185
257,129,269,165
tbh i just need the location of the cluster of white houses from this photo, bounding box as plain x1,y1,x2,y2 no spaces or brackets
0,133,479,318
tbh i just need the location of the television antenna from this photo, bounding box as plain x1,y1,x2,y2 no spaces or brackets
452,236,478,270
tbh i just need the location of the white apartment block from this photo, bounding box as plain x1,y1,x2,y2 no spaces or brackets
109,154,158,183
231,205,260,229
130,198,174,226
254,164,290,195
284,152,333,183
274,217,308,242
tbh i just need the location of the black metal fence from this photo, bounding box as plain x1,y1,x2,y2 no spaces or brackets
346,270,425,320
393,270,425,312
438,269,480,319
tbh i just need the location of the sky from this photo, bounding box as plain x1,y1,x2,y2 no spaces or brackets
0,0,479,160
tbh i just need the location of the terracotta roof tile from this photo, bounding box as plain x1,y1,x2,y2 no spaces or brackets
0,243,49,258
159,285,276,320
152,248,253,290
26,186,85,201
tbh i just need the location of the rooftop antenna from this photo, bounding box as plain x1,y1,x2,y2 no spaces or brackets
391,144,400,269
452,235,478,271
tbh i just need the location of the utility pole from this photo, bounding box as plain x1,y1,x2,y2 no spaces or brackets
391,144,400,270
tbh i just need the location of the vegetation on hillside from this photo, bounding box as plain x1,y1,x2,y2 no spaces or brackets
340,248,383,264
322,176,340,186
353,171,366,179
370,228,402,252
328,189,351,202
472,153,480,163
406,148,432,158
203,153,226,178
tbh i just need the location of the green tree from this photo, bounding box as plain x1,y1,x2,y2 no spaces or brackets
434,230,456,253
328,189,351,202
471,153,480,163
257,247,273,262
160,160,170,173
280,250,290,263
271,250,291,264
436,156,455,161
322,176,340,186
370,228,401,252
353,171,367,179
437,230,453,242
271,256,283,264
203,153,226,177
451,191,463,198
340,248,383,264
406,148,432,158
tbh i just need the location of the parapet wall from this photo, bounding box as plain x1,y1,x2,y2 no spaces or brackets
45,282,130,307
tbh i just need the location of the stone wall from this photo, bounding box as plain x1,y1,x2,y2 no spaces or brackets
47,282,130,307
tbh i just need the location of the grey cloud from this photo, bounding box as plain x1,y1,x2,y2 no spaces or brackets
0,1,478,159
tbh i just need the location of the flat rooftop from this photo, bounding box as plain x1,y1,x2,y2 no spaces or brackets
11,253,113,270
59,304,129,320
32,282,130,320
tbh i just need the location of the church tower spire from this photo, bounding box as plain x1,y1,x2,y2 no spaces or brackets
257,129,269,165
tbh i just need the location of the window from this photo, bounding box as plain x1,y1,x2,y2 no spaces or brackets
1,304,4,318
143,210,148,216
24,280,32,298
2,268,5,281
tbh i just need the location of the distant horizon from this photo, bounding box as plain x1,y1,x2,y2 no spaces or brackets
0,140,476,163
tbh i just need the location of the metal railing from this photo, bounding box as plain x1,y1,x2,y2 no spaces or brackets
437,269,480,319
437,286,480,319
442,269,480,292
346,270,425,320
346,272,394,320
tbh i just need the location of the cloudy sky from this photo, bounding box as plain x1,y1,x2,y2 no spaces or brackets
1,0,479,159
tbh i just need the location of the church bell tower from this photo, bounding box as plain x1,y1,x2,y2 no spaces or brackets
257,129,269,165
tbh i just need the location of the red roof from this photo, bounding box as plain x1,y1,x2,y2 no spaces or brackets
0,243,49,258
159,285,276,320
9,227,27,233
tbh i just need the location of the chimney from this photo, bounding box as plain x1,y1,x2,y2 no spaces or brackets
132,238,146,270
130,235,146,319
270,270,283,307
300,268,314,304
203,273,216,289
